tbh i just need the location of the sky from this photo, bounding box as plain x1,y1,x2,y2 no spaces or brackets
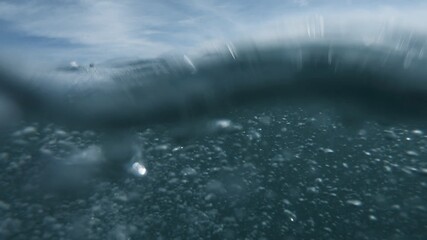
0,0,425,63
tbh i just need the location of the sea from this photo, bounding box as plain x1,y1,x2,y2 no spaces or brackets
0,4,426,240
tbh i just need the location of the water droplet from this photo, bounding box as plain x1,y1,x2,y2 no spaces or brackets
155,144,169,151
320,148,334,153
406,150,419,157
419,168,427,175
346,199,363,206
247,129,261,141
172,146,183,152
412,129,423,136
384,130,398,140
70,61,79,68
307,186,319,193
13,126,37,137
54,130,68,137
210,119,242,133
283,209,297,222
227,43,237,60
183,55,196,73
130,162,147,176
181,167,197,176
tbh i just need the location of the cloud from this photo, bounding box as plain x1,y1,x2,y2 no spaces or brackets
0,0,426,62
0,0,259,61
0,0,185,60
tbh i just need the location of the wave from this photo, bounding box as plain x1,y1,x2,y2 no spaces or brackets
0,30,427,129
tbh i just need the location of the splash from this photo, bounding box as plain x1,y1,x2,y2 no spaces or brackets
0,17,427,130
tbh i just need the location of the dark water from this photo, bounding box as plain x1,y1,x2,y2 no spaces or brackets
1,105,426,239
1,32,427,239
